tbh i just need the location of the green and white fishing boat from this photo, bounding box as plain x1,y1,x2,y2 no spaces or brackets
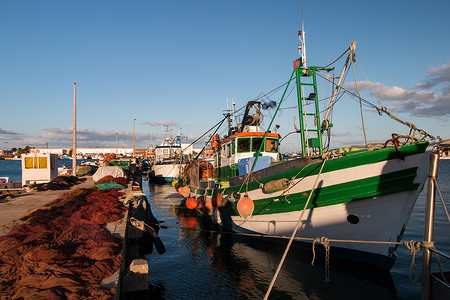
176,30,438,270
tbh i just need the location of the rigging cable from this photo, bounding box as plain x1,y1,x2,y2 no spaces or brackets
314,59,434,140
351,57,368,146
317,46,351,70
192,115,229,161
182,114,229,156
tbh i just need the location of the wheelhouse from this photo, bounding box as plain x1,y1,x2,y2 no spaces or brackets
154,145,182,164
214,132,281,180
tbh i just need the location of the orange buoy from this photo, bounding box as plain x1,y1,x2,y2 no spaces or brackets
178,186,191,198
237,195,254,218
182,187,191,197
178,186,190,197
186,197,197,209
172,179,178,188
211,194,223,207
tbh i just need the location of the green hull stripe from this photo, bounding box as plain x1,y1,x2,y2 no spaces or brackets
195,141,428,197
226,167,419,216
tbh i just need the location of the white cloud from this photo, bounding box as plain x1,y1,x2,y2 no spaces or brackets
345,62,450,119
142,120,178,127
0,128,21,135
413,62,450,89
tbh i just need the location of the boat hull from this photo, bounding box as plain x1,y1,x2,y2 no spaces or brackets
149,163,183,183
188,140,438,270
224,189,419,270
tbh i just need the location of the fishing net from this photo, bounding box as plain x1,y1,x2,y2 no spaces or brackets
95,175,128,186
32,175,82,191
0,187,128,299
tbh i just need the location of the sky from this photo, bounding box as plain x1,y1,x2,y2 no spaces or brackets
1,0,449,153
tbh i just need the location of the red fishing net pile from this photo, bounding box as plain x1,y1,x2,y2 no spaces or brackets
96,175,128,186
0,187,128,299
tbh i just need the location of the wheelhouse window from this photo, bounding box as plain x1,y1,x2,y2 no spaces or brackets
226,143,232,157
252,138,264,152
237,138,250,152
266,138,278,152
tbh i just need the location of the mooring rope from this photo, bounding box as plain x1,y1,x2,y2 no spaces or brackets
404,240,422,282
130,216,437,285
263,158,327,300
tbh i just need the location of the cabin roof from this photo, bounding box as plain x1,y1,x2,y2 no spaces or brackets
221,131,281,143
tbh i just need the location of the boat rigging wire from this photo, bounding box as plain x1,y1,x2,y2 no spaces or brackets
351,57,368,146
251,77,296,104
317,46,352,71
314,69,435,140
182,114,229,157
434,177,450,224
193,116,229,161
354,58,385,108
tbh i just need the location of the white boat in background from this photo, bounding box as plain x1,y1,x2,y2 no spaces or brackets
148,127,186,183
440,147,450,160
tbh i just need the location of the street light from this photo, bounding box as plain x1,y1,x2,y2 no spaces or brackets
133,118,136,158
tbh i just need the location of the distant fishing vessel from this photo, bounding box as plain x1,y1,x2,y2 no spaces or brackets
148,127,186,183
175,29,438,270
440,146,450,160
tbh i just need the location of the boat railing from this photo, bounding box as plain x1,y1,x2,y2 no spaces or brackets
425,148,450,300
430,248,450,299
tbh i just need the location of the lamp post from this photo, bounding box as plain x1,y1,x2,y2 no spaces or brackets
133,118,136,158
116,132,118,155
72,83,77,176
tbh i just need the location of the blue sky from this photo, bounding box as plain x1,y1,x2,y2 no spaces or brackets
1,0,449,152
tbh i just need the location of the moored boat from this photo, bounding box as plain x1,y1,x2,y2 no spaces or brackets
149,127,186,183
175,29,438,270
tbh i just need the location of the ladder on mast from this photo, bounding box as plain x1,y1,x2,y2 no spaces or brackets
294,62,333,157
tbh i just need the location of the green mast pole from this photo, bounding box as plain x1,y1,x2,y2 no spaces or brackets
295,66,307,156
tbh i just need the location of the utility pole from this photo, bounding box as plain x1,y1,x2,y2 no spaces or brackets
116,132,118,155
133,118,136,157
72,83,77,176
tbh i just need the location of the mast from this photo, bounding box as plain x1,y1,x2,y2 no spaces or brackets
300,9,307,68
294,23,334,157
322,41,357,131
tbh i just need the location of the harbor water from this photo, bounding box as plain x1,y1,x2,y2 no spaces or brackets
1,159,449,299
0,159,94,183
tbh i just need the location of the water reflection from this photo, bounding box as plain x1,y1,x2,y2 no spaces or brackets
144,182,399,299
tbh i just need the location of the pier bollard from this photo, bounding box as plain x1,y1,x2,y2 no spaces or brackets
123,259,149,292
